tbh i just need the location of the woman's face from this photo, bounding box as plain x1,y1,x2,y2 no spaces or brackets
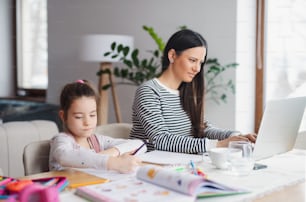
170,46,206,83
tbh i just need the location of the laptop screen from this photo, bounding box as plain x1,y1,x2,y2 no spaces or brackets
253,96,306,161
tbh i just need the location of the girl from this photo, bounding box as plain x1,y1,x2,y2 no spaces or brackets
130,29,256,153
49,80,146,173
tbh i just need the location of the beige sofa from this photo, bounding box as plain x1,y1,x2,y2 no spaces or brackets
0,120,59,177
0,120,132,178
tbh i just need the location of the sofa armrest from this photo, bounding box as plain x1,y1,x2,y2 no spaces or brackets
0,120,59,177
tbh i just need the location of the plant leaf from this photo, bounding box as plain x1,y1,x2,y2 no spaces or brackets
117,44,123,52
104,52,111,56
131,49,139,67
111,42,116,50
122,46,130,56
143,25,165,52
102,84,111,90
123,60,133,68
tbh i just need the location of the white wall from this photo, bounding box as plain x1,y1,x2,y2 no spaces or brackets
235,0,257,133
0,0,14,96
47,0,239,129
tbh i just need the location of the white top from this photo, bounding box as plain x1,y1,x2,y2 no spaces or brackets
49,132,146,171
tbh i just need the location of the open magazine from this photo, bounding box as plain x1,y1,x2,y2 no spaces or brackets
75,165,249,201
137,165,249,198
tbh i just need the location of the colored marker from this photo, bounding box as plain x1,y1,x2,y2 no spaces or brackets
190,160,197,175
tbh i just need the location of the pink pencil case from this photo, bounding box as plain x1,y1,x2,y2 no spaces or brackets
0,176,69,202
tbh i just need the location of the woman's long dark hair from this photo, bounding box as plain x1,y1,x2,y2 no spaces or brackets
161,29,208,138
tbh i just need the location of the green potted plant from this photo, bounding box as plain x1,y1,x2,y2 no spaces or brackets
98,26,238,104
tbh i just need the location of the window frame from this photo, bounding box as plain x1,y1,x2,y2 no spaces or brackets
15,0,47,101
255,0,265,133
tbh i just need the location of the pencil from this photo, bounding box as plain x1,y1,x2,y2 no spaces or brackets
43,178,59,186
132,142,146,155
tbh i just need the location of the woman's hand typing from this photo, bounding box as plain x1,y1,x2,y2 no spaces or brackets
216,133,257,147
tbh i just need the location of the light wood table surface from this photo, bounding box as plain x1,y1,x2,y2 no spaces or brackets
253,181,305,202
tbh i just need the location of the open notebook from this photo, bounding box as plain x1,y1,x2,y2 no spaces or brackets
75,165,248,202
20,169,109,188
253,96,306,161
138,150,203,165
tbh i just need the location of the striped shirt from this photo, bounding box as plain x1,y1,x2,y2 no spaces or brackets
130,78,236,154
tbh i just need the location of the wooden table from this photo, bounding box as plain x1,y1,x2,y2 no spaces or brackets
253,181,305,202
17,149,306,201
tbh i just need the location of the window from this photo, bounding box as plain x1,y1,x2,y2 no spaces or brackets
236,0,306,133
265,0,306,101
16,0,48,97
265,0,306,131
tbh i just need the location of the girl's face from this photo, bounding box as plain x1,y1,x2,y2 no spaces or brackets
61,96,97,140
170,46,206,83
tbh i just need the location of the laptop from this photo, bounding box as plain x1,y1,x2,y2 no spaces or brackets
253,96,306,161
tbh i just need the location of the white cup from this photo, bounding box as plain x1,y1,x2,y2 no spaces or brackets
209,148,242,169
228,141,255,176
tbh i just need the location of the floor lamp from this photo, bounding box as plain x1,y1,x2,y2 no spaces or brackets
80,34,134,125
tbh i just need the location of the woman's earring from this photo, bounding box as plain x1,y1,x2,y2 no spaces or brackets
170,59,173,64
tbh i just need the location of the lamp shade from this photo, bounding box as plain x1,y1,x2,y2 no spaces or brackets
80,34,134,62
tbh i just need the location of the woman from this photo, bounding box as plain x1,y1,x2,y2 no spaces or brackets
130,29,256,154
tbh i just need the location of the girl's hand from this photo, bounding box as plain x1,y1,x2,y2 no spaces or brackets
107,152,141,173
99,147,120,156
